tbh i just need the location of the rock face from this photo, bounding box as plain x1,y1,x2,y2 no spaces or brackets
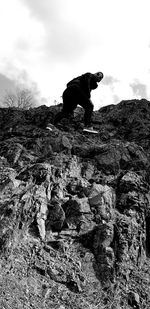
0,100,150,308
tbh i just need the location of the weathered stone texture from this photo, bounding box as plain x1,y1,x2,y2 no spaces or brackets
1,100,150,308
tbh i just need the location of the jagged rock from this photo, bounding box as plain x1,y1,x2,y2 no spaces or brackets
95,141,149,174
62,197,95,235
0,107,27,132
88,183,116,223
46,199,65,232
61,135,72,151
93,222,115,283
94,99,150,148
17,163,51,184
114,171,149,273
128,291,140,308
36,195,48,240
73,141,149,174
87,184,116,283
119,171,149,193
0,140,38,169
1,101,150,308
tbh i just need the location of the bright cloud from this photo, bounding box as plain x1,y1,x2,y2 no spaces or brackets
0,0,150,108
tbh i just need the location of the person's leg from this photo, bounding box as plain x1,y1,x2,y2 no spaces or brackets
83,101,94,127
77,90,94,127
54,86,77,125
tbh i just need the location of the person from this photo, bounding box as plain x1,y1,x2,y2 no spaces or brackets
54,72,104,130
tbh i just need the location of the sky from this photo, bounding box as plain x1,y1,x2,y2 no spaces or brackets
0,0,150,110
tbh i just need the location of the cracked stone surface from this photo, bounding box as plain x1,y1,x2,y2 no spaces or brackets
1,100,150,308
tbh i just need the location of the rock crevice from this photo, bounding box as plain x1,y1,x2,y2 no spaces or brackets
1,100,150,308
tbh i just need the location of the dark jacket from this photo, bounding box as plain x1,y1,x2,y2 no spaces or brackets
66,73,98,98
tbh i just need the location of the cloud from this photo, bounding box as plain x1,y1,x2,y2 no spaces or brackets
46,26,88,62
22,0,59,22
0,72,41,107
102,75,118,86
1,0,150,108
0,65,43,106
21,0,89,63
0,74,16,100
0,0,45,82
130,81,147,99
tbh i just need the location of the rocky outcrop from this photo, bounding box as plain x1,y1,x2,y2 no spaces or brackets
0,100,150,308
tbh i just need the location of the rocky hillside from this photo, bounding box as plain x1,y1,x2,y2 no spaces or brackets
0,99,150,308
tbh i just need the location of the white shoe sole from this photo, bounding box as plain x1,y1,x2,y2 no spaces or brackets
83,128,99,134
46,126,53,131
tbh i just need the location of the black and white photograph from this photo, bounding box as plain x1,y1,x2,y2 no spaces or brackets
0,1,150,308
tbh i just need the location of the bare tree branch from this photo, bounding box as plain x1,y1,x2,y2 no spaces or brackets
2,87,35,109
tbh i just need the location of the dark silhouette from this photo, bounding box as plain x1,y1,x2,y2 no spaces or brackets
54,72,104,129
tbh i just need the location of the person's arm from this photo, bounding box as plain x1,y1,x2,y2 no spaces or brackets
81,73,98,96
83,73,93,94
80,73,92,97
